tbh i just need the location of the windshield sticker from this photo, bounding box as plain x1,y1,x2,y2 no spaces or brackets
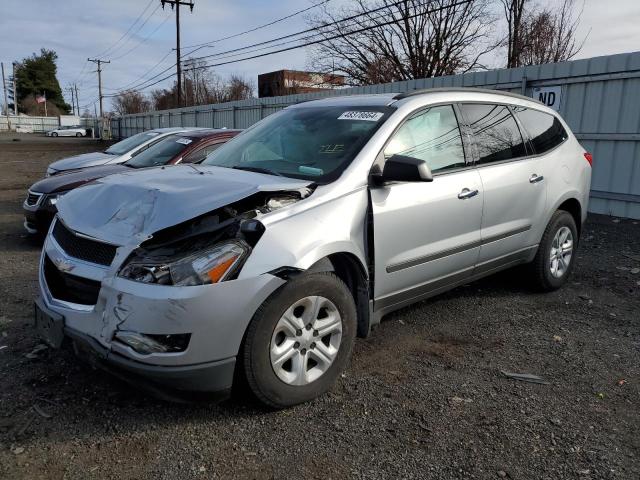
319,144,344,154
338,111,384,122
176,138,193,145
298,165,324,176
146,132,160,136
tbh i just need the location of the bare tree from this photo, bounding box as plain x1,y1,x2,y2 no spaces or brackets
519,0,584,65
307,0,496,85
112,89,150,115
500,0,527,68
225,75,254,101
150,67,254,111
500,0,584,67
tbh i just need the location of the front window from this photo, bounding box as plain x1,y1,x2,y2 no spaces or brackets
384,105,466,173
125,135,194,168
105,131,161,156
202,106,393,182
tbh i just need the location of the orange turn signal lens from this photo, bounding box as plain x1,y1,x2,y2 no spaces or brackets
206,255,239,283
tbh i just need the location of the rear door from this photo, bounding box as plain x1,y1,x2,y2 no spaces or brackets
459,103,547,266
371,104,483,310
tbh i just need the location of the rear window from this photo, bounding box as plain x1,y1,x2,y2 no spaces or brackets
105,131,160,156
513,107,568,154
126,135,194,168
460,104,527,165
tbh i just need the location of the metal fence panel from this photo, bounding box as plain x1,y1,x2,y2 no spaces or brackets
110,51,640,219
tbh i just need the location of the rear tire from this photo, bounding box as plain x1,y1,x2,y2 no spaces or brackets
529,210,578,291
242,272,356,409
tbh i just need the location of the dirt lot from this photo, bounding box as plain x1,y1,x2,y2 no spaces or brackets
0,133,638,479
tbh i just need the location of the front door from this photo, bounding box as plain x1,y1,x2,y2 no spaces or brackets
371,104,483,311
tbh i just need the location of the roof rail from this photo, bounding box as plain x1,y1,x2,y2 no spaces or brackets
392,87,542,105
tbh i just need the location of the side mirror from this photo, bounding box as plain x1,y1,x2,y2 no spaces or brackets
382,154,433,182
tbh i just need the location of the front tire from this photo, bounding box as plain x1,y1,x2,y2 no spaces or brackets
242,272,356,408
529,210,578,291
52,132,58,137
75,132,82,137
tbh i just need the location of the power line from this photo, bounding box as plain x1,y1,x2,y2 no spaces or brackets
106,0,473,96
180,0,334,51
105,0,334,94
110,11,172,61
111,0,434,94
94,0,155,60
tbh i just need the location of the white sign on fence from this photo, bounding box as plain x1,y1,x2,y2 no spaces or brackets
532,86,562,111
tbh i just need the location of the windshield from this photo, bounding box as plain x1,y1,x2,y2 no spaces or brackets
125,135,194,168
202,106,392,182
105,131,162,156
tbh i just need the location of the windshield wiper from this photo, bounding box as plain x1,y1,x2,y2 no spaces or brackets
231,166,283,177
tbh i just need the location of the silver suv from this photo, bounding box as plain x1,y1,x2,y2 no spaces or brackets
36,89,592,407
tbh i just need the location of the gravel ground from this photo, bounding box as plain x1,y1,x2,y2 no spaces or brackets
0,133,638,480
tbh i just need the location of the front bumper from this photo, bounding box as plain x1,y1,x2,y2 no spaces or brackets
38,231,285,395
23,204,56,235
65,325,236,400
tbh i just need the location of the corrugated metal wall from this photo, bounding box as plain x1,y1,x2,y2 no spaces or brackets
112,51,640,219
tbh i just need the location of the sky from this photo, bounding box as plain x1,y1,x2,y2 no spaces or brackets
0,0,639,113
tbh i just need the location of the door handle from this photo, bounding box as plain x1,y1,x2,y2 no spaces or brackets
529,173,544,184
458,188,479,199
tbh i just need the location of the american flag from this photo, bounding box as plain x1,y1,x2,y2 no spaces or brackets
36,94,46,104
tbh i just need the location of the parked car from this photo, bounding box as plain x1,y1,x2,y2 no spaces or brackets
35,89,591,407
45,127,210,176
45,126,87,137
23,129,239,235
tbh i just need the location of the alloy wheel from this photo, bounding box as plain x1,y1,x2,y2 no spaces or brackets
270,295,342,386
549,226,573,278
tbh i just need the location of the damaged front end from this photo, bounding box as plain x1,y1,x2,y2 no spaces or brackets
38,173,315,399
118,189,312,287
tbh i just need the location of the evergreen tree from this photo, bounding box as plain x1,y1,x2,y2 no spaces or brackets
15,49,70,114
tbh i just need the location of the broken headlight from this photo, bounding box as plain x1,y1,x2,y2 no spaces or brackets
119,240,249,286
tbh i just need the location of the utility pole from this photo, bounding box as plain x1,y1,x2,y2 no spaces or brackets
67,87,76,115
87,58,110,117
12,62,18,115
161,0,194,108
1,62,11,130
74,84,80,116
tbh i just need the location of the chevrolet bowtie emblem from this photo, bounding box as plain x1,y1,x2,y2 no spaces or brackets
51,254,74,273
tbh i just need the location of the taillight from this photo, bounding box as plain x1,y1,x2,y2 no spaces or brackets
584,152,593,166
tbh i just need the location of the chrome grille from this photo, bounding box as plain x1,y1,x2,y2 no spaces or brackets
26,191,43,206
52,221,117,267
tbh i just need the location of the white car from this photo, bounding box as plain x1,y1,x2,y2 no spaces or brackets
46,126,87,137
45,127,210,176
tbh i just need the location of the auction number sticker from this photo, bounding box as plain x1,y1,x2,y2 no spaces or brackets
176,138,193,145
338,111,384,121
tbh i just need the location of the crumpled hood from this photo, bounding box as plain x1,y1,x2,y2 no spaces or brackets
56,165,311,246
48,151,119,173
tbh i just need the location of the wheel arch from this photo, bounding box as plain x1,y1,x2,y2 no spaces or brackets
557,197,582,238
273,252,371,339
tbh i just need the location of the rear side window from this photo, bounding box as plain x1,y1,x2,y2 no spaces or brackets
384,105,466,173
514,107,568,154
460,104,526,164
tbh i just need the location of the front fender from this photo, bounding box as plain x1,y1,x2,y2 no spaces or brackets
238,188,369,279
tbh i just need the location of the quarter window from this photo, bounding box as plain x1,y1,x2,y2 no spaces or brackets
460,104,527,164
514,107,568,154
384,105,466,173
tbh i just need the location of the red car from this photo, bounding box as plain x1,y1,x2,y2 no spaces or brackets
24,129,241,235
